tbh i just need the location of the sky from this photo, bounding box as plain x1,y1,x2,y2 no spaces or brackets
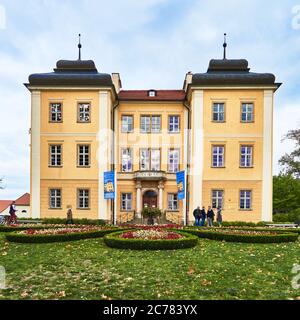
0,0,299,199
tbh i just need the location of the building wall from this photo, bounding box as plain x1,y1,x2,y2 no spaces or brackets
116,101,186,221
188,89,269,223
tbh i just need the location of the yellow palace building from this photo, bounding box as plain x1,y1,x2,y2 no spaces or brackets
25,37,281,224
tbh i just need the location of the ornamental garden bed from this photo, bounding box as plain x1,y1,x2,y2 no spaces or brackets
103,229,198,250
183,228,299,243
5,226,123,243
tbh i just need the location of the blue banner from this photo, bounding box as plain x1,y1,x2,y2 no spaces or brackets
176,170,185,200
104,171,115,199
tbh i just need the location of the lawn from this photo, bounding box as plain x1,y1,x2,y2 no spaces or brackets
0,232,299,300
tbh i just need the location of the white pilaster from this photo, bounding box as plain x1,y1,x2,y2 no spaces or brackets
136,181,142,217
98,91,112,221
158,181,164,210
31,90,41,219
262,90,274,222
189,90,204,224
113,106,118,225
182,108,188,225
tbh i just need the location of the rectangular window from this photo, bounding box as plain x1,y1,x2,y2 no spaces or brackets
168,149,180,173
78,189,90,209
140,149,160,171
168,193,178,211
78,103,90,122
140,115,161,133
168,115,180,133
121,193,132,211
151,149,161,171
241,103,254,122
49,145,62,166
49,103,62,122
212,190,223,209
121,115,133,133
212,145,225,167
140,149,150,171
121,148,133,172
212,103,225,122
49,189,61,209
151,115,161,133
240,190,252,210
240,145,253,167
78,145,90,167
140,116,151,133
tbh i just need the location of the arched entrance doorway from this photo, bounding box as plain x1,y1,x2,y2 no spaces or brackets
143,190,158,208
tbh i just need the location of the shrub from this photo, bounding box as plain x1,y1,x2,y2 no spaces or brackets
5,228,123,243
39,218,107,226
273,209,300,224
184,228,299,243
104,230,198,250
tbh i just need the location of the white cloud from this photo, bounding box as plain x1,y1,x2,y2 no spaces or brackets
0,0,299,198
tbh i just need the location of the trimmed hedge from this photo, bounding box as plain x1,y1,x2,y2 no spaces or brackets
0,225,55,233
18,218,107,226
219,227,300,235
5,228,124,243
104,231,198,250
183,228,299,243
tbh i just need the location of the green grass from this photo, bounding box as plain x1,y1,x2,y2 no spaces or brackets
0,233,299,300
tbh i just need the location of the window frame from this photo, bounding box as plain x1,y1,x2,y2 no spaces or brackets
140,115,161,133
121,148,133,172
121,115,134,133
167,193,179,211
240,144,254,168
77,188,90,210
212,102,226,123
139,148,161,171
211,189,224,209
49,102,63,123
120,193,133,211
241,102,255,123
239,189,252,211
77,144,91,167
49,188,62,209
77,102,91,123
168,115,180,133
168,148,180,173
49,144,62,167
212,145,225,168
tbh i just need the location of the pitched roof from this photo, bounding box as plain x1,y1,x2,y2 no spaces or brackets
15,193,30,206
0,200,12,213
118,90,186,101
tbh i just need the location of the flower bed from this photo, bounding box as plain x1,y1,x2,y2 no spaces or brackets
183,228,299,243
5,226,123,243
104,229,198,250
120,224,183,230
0,223,86,233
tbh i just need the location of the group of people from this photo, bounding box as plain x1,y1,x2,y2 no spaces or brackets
193,206,222,227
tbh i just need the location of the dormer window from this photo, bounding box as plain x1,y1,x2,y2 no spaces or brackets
148,90,156,97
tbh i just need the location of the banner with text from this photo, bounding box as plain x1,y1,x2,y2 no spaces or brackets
176,170,185,200
104,171,115,199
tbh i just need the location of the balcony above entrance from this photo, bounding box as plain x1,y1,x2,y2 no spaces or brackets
134,171,167,181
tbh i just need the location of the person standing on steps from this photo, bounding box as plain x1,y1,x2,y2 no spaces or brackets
207,206,215,227
200,206,206,226
193,206,201,226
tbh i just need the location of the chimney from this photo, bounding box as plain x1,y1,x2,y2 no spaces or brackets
112,73,122,93
183,71,193,92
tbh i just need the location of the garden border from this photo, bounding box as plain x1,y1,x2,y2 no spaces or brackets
103,230,198,250
183,228,299,243
5,228,125,243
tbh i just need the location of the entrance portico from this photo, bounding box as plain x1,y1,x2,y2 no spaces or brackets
134,171,166,218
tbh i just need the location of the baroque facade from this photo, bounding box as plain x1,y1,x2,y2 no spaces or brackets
25,43,280,224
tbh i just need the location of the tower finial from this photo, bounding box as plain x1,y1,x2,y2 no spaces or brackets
223,33,227,60
78,34,82,60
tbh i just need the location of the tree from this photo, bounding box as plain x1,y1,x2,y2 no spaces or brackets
273,175,300,214
279,129,300,178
